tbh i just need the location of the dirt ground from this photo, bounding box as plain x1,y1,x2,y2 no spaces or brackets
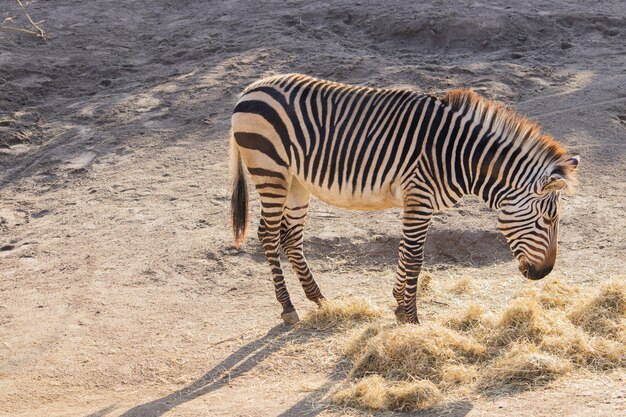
1,1,625,416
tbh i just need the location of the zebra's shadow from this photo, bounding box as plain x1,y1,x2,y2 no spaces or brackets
94,322,474,417
243,228,512,269
112,324,321,417
101,324,473,417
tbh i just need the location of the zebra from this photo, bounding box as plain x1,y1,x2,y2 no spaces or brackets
229,74,579,325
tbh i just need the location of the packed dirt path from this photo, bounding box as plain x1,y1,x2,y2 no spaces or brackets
1,1,625,416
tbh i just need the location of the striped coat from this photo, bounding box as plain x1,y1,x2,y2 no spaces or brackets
229,74,579,324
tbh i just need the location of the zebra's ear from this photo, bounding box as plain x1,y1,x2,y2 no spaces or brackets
541,176,568,193
564,155,580,170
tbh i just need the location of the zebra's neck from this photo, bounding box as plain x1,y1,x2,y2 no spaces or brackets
466,126,527,210
429,97,560,212
438,90,567,213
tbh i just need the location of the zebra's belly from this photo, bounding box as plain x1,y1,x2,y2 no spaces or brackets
295,176,404,210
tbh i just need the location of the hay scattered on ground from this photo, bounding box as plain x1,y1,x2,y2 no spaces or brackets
542,330,625,370
331,375,442,412
328,278,626,412
486,297,551,348
301,298,383,330
344,323,384,359
446,303,486,332
568,281,625,340
535,278,580,309
449,277,474,295
480,342,572,392
418,272,433,293
349,322,484,382
440,363,479,389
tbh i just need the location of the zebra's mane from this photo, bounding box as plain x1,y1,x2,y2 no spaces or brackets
441,89,577,190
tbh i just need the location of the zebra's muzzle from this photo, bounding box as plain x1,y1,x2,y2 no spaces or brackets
519,259,553,280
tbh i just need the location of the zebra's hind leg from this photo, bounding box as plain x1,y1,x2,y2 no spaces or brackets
281,178,325,305
255,178,300,325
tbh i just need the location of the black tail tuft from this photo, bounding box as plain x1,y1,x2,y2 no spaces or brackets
231,146,249,248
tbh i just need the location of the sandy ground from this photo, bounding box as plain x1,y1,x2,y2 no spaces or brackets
1,0,625,416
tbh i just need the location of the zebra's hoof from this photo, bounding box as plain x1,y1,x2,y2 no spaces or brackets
394,306,408,323
395,307,420,324
315,297,327,307
281,310,300,325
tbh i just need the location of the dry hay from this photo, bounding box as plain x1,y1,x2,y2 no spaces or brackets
449,276,474,295
418,272,433,293
301,298,383,330
484,297,551,348
535,278,581,309
568,280,625,340
446,303,486,332
328,278,625,412
479,342,572,392
349,322,485,381
331,375,442,412
542,330,624,370
439,363,480,391
344,323,384,359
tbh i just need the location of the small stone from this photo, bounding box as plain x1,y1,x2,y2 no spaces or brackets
511,52,524,59
561,40,573,49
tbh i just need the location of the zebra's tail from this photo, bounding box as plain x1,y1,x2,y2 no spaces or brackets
230,132,248,248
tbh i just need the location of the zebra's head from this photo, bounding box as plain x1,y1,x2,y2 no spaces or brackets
498,156,580,280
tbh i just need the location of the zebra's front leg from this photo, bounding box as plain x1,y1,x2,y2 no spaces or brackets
393,240,409,322
394,200,432,324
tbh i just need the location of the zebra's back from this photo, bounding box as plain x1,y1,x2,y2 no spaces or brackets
233,74,443,209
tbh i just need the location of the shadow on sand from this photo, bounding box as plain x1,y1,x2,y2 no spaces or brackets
242,227,512,270
87,323,474,417
113,324,295,417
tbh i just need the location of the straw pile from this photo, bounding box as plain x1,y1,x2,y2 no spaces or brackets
331,375,442,412
568,281,625,340
309,279,625,412
301,298,383,330
479,343,572,391
348,323,485,381
449,277,474,295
